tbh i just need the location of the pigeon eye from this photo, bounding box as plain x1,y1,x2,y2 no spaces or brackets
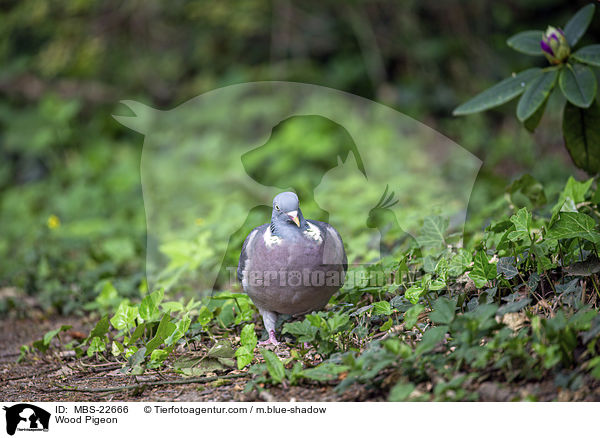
275,205,280,211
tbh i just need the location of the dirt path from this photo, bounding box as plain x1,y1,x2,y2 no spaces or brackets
3,316,599,402
0,316,378,402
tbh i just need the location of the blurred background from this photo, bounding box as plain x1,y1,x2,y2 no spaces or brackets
0,0,596,314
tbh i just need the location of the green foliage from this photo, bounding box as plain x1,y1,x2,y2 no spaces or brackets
454,3,600,174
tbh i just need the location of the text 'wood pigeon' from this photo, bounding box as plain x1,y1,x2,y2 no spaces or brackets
238,192,347,345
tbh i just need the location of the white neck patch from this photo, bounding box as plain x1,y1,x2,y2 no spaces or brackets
304,222,323,243
263,226,282,247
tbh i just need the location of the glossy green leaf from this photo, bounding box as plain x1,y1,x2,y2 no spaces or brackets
469,251,498,288
110,302,139,331
572,45,600,67
508,207,532,243
282,319,319,343
523,96,547,132
563,4,596,47
516,69,558,121
417,215,448,248
260,348,285,383
139,289,164,321
453,68,542,115
547,212,600,244
506,30,544,55
373,300,393,316
559,63,597,108
88,315,110,339
563,100,600,174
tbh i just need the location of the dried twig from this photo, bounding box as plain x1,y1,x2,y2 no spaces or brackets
51,372,248,394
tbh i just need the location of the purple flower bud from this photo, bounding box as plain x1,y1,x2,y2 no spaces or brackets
541,26,570,64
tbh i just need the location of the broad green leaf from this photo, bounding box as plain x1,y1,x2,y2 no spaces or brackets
260,348,285,383
282,319,318,343
429,297,456,325
447,249,472,277
547,212,600,244
523,96,547,132
508,207,532,243
563,4,596,47
404,304,425,329
415,326,447,355
197,306,213,326
240,323,258,349
498,298,531,316
87,336,106,357
150,349,169,363
550,176,594,224
128,322,146,345
516,69,558,121
373,300,393,316
111,340,124,357
506,30,544,55
42,325,72,346
572,45,600,67
497,257,518,280
389,382,415,401
469,251,497,288
453,68,542,115
417,215,448,248
165,314,191,346
208,339,235,358
110,302,139,331
301,362,349,382
563,100,600,174
235,346,254,369
139,289,164,321
559,63,597,108
88,315,109,339
505,174,547,210
405,284,425,304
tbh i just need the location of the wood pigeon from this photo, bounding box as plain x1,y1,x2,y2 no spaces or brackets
238,192,347,345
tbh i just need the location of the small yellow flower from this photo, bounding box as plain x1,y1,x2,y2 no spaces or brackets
195,218,205,226
47,214,61,229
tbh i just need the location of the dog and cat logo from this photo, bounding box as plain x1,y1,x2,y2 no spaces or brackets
2,404,50,435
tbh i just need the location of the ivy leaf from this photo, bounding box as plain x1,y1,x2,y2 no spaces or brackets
139,289,164,321
559,63,597,108
260,349,285,383
429,297,456,325
508,207,532,244
572,45,600,67
563,4,596,47
87,336,106,357
88,315,110,339
563,100,600,175
417,215,448,248
547,212,600,244
469,251,497,288
516,69,558,122
373,301,393,316
282,319,318,343
506,30,544,55
497,257,518,280
405,284,425,305
110,301,139,331
550,176,594,225
453,68,542,115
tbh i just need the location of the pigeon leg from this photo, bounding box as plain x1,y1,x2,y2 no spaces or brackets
257,308,279,345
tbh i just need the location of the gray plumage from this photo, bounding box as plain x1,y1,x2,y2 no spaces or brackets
238,192,347,344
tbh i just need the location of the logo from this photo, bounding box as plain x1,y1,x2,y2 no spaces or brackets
3,404,50,436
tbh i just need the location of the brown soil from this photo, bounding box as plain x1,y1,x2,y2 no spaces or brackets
2,315,599,402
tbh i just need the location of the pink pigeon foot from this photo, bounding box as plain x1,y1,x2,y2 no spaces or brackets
258,330,279,346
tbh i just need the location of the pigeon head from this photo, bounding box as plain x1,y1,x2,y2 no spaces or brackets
272,192,304,228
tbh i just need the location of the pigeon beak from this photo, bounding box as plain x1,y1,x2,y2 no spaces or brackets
287,210,300,227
